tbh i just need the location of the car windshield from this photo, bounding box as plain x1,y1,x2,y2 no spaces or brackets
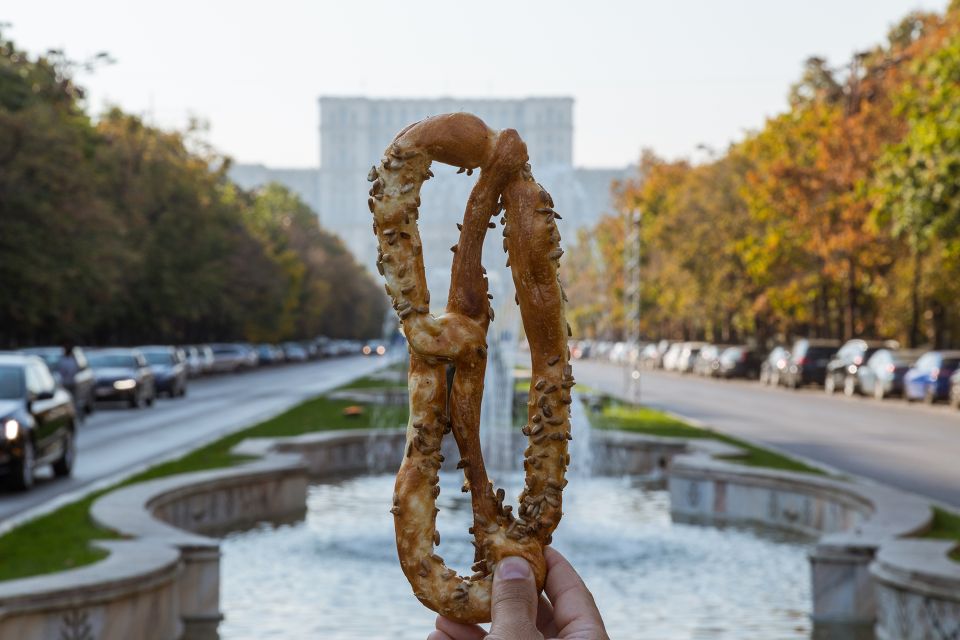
143,352,174,366
942,358,960,369
88,354,137,368
0,366,23,400
26,351,61,367
806,347,836,358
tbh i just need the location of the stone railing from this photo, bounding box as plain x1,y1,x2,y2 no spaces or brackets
0,425,956,639
0,454,308,640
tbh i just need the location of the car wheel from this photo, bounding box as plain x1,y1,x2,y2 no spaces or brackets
53,429,75,477
843,376,857,397
179,384,187,398
874,382,885,401
824,375,836,394
924,386,936,405
8,438,35,491
146,392,155,407
949,386,960,410
128,390,141,409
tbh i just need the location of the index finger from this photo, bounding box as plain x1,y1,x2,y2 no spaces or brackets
543,547,605,634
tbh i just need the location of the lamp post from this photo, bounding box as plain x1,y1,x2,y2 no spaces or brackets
622,208,642,403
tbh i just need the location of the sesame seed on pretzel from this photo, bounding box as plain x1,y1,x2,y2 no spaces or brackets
370,113,573,624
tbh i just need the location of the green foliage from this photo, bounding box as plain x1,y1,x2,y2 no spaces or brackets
922,507,960,561
0,34,385,346
566,6,960,348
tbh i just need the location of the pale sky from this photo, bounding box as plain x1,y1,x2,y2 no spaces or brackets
4,0,950,168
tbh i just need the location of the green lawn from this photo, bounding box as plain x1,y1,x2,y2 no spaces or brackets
0,371,406,583
922,507,960,562
585,396,826,475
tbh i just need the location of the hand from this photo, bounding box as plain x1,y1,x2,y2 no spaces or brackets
427,547,609,640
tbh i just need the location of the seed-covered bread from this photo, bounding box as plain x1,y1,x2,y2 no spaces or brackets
369,113,574,624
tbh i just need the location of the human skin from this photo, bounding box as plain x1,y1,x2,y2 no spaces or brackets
426,548,609,640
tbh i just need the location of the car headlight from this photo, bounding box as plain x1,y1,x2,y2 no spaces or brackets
4,419,19,440
113,379,137,390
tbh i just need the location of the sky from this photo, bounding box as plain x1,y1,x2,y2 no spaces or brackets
3,0,950,169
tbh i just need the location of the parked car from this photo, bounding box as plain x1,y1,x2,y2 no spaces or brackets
281,342,309,362
858,349,919,400
695,344,734,377
138,346,188,398
782,339,840,389
256,343,284,365
639,343,661,369
362,342,387,356
197,345,215,374
950,370,960,410
21,346,96,419
661,343,684,371
184,346,204,378
0,354,77,490
209,343,249,373
760,346,790,386
903,350,960,403
825,339,886,396
87,348,156,408
676,342,706,374
717,346,763,379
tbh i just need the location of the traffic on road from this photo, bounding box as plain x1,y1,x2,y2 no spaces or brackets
0,338,388,501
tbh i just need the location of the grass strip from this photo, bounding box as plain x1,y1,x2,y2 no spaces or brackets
0,371,406,582
585,395,826,475
922,507,960,562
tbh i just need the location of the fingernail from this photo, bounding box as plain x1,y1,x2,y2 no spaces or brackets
496,557,531,581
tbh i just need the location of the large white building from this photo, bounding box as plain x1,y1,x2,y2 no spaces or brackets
230,96,632,294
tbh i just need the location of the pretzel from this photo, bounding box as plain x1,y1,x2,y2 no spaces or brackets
369,113,574,624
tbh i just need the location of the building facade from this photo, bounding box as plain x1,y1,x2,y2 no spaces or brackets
230,96,632,298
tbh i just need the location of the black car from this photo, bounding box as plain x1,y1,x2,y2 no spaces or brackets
21,346,96,420
717,346,763,379
857,348,919,400
0,354,77,490
783,339,840,389
824,339,886,396
759,346,790,386
87,348,156,408
138,346,188,398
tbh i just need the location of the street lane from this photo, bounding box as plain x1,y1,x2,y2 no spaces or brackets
0,355,389,523
575,359,960,508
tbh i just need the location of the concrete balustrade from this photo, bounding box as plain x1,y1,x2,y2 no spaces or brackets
0,426,955,639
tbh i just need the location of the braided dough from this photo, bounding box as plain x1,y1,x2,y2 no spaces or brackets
370,113,574,624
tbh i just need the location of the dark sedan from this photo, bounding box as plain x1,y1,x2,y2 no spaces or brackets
783,339,840,389
857,349,918,400
87,349,156,408
904,350,960,404
825,339,885,396
21,346,96,420
0,354,76,490
138,346,188,398
717,346,762,379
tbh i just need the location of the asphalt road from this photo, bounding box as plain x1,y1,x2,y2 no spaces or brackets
575,359,960,509
0,355,389,524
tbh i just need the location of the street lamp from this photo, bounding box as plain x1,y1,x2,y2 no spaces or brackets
622,208,642,403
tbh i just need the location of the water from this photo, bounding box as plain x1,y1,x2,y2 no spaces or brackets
219,472,813,639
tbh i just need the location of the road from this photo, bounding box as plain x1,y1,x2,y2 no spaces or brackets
575,359,960,509
0,355,388,524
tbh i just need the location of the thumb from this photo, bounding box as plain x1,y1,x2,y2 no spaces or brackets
488,557,543,640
